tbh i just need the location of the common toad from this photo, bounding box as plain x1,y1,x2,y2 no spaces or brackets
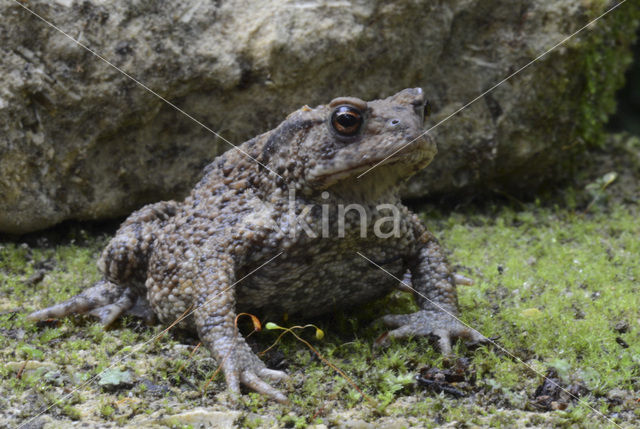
29,88,485,402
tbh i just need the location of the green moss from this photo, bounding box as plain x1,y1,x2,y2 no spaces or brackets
62,404,82,420
99,402,115,419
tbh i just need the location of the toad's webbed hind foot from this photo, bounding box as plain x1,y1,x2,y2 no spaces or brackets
28,280,142,326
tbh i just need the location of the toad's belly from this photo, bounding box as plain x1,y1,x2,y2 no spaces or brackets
236,248,406,318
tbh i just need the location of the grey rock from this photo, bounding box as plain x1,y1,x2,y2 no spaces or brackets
1,0,638,233
156,408,241,428
97,368,133,389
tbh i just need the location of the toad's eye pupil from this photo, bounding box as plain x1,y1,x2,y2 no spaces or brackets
331,106,363,137
337,113,358,127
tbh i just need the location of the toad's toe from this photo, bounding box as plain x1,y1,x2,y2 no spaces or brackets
258,367,289,382
381,313,411,328
241,370,288,403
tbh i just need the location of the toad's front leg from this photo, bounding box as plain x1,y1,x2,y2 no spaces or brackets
381,235,487,354
189,257,289,403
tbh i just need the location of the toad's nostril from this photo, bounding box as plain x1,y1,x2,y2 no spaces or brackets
424,100,431,118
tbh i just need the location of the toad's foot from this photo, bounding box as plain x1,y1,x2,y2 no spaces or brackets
213,337,289,404
27,280,153,326
379,310,488,354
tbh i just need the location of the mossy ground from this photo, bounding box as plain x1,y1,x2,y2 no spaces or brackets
2,134,639,428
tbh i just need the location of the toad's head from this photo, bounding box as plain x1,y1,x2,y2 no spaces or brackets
260,88,436,200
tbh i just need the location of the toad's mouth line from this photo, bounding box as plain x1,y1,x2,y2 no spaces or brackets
310,137,433,186
312,157,401,187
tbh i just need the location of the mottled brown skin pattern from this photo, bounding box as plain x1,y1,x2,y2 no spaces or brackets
29,88,485,403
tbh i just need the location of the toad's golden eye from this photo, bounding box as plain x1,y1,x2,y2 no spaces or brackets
331,105,363,137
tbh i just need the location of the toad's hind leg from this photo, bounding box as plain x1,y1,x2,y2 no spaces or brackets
28,201,177,326
99,200,178,285
28,280,136,326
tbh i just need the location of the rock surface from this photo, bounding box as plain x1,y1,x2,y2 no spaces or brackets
156,408,242,428
1,0,638,233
